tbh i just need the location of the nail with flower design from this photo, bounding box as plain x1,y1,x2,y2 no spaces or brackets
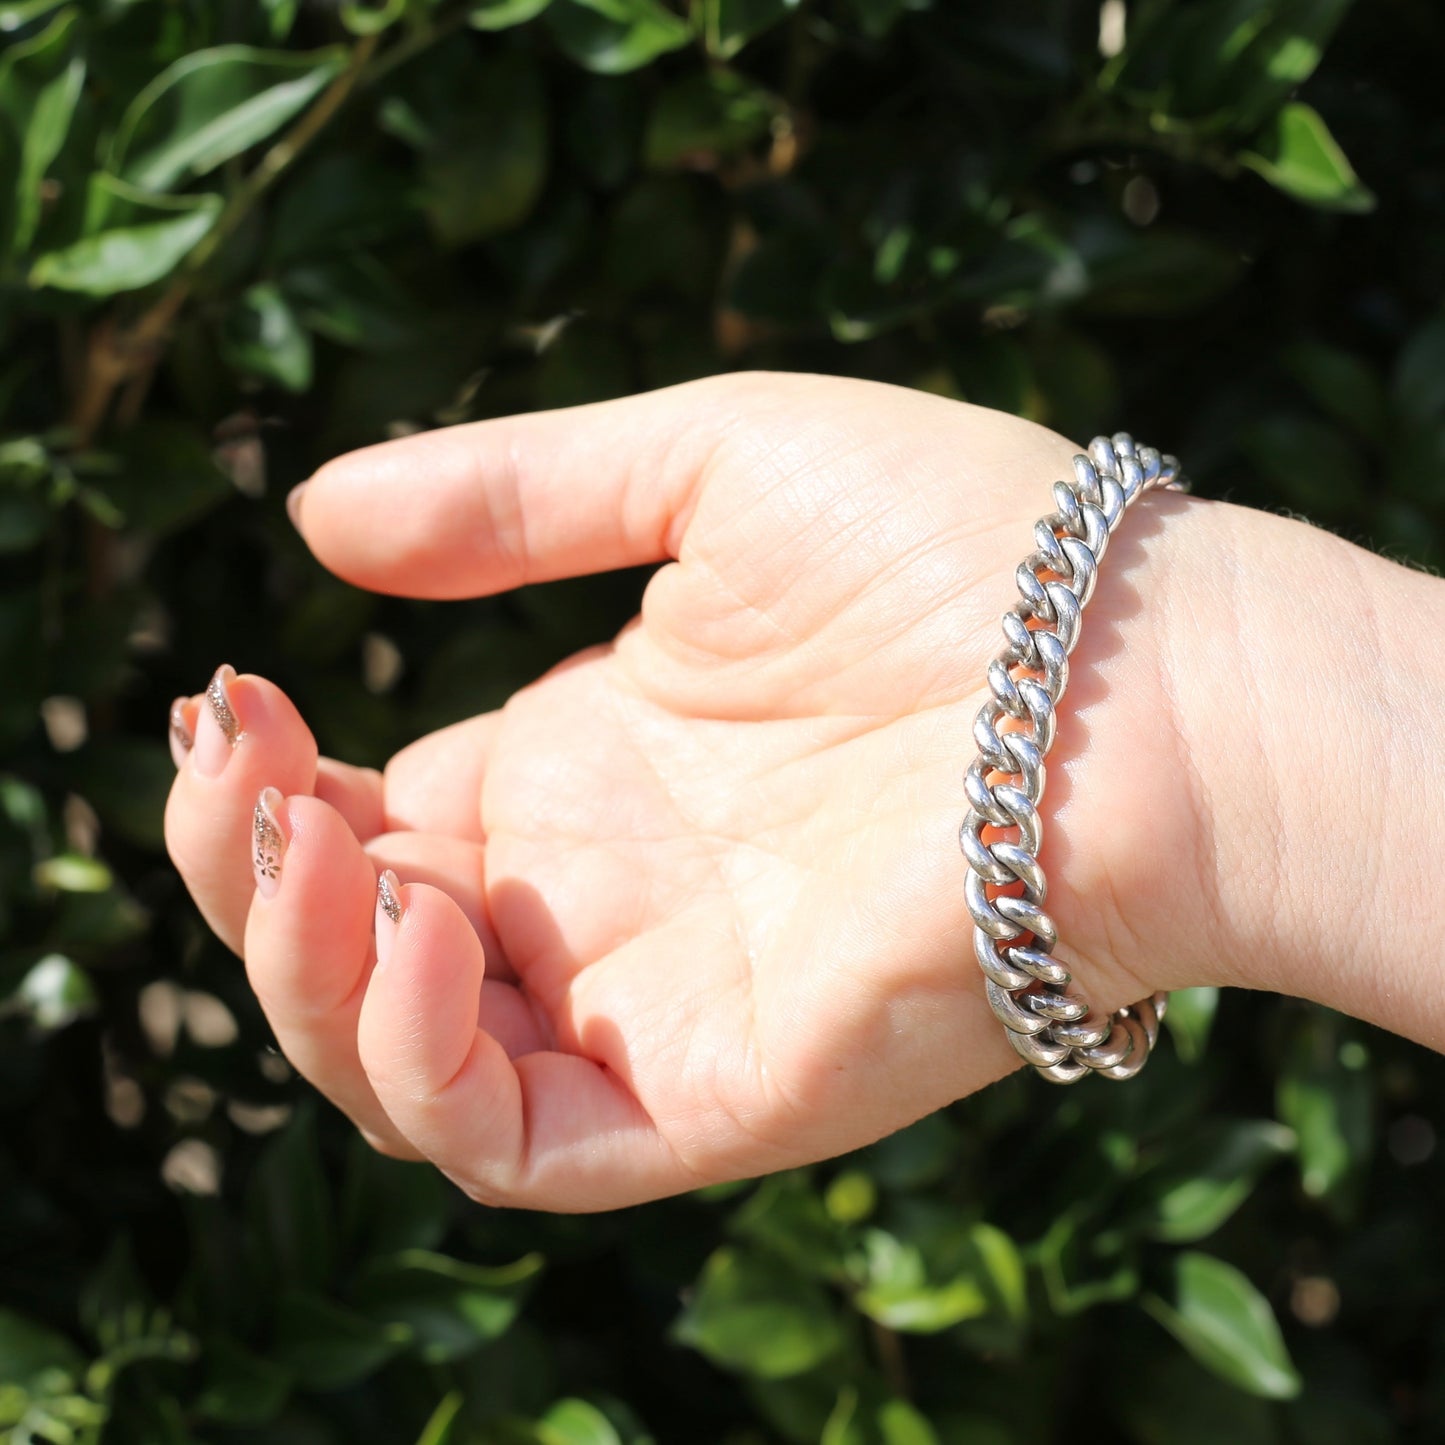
253,787,286,900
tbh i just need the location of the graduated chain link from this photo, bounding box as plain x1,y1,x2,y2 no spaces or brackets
960,433,1186,1084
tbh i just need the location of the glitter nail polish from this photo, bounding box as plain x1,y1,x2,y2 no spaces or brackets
195,664,240,777
253,787,285,899
378,869,402,924
376,869,403,966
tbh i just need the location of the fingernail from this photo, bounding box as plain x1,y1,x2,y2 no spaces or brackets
376,869,403,968
169,697,193,768
285,481,308,530
194,664,240,777
253,787,286,900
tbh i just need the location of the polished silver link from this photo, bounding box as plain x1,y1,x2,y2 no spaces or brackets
960,433,1186,1084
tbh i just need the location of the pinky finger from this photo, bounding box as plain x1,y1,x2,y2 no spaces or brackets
357,877,683,1212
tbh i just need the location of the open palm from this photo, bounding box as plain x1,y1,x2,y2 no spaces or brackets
165,371,1204,1211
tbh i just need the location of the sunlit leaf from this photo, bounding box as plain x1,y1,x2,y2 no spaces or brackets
221,282,313,391
1143,1251,1302,1399
823,1387,941,1445
29,190,220,294
1241,103,1374,212
12,952,96,1029
535,1398,624,1445
1276,1011,1373,1213
109,45,346,192
546,0,694,74
354,1250,544,1363
1123,1120,1295,1242
340,0,406,34
469,0,553,28
672,1247,844,1378
702,0,798,59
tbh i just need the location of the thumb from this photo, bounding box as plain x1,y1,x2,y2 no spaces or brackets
286,373,756,600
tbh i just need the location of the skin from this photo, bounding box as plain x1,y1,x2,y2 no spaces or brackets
163,371,1445,1212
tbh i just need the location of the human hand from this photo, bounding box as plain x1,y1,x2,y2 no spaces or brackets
163,371,1445,1211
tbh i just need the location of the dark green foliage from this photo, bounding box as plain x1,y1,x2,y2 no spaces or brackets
1,0,1442,1440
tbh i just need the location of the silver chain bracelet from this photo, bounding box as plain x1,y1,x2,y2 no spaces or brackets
960,433,1186,1084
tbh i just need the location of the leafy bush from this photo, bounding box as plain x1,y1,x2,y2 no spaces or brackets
2,0,1443,1441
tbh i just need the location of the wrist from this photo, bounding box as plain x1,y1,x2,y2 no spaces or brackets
1056,488,1445,1052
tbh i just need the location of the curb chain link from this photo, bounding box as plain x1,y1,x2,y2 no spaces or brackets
960,432,1186,1084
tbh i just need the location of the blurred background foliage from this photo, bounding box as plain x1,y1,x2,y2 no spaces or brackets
1,0,1443,1440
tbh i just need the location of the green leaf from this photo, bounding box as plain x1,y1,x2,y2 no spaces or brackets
0,7,85,254
1158,986,1220,1065
260,0,298,41
1123,1120,1296,1243
968,1222,1028,1328
415,1392,465,1445
1275,1011,1373,1210
354,1250,545,1363
195,1337,293,1426
272,1290,410,1391
283,255,416,351
266,152,416,268
1112,0,1355,132
824,1388,940,1445
469,0,553,28
342,1134,454,1257
0,1307,82,1387
1241,102,1374,212
414,56,548,247
1142,1251,1302,1399
853,1229,989,1334
1034,1206,1141,1315
246,1103,334,1292
857,1111,963,1190
546,0,694,75
88,419,232,536
32,853,110,892
29,189,221,294
728,1172,847,1279
644,70,779,168
564,76,644,189
702,0,799,59
341,0,406,34
535,1398,624,1445
0,0,68,27
109,45,347,192
823,1171,877,1225
221,282,313,391
11,952,96,1029
1281,343,1388,440
673,1247,845,1379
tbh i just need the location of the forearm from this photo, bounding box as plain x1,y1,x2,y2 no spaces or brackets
1059,486,1445,1053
